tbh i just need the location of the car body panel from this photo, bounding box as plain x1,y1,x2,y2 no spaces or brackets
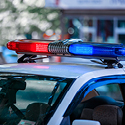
48,68,125,125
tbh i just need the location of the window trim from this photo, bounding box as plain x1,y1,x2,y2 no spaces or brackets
64,75,125,116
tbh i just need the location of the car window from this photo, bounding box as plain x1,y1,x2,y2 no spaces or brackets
0,73,74,125
96,84,123,101
16,78,68,109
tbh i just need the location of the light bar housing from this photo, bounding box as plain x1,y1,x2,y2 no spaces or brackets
7,39,125,61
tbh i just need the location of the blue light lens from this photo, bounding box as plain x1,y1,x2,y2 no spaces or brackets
115,48,125,55
68,42,125,59
69,44,93,55
69,43,116,57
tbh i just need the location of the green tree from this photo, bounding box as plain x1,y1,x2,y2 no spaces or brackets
0,0,60,45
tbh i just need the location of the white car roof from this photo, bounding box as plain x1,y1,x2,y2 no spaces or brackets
0,61,106,78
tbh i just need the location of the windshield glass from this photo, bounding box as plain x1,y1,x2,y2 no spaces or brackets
0,73,74,125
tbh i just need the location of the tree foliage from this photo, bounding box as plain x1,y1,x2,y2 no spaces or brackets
0,0,60,45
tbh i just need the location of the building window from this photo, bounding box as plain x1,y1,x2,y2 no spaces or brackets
97,20,114,43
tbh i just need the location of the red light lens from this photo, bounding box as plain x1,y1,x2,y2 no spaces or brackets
7,40,50,53
7,41,19,50
17,42,49,53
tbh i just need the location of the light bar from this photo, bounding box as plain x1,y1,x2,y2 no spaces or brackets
7,39,125,60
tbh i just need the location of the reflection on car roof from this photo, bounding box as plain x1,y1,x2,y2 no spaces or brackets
0,61,105,78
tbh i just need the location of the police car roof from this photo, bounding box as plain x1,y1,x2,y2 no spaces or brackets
5,39,125,78
0,60,105,78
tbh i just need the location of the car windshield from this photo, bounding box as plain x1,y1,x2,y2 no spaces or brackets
0,73,74,125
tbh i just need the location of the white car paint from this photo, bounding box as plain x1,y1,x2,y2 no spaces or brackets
48,68,125,125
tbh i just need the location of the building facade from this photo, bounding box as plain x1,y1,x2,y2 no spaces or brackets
46,0,125,43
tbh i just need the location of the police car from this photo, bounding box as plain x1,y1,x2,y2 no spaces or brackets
0,39,124,125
